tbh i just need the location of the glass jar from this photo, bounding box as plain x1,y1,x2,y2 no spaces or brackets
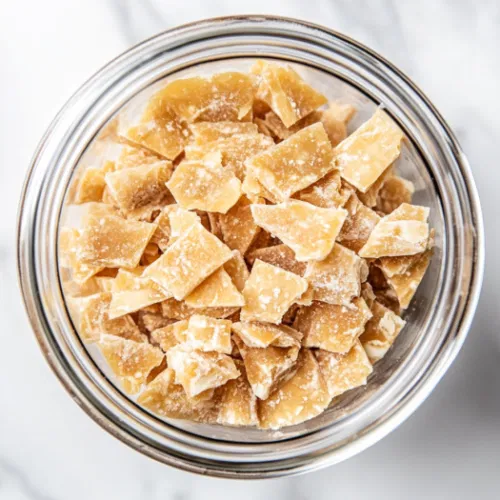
17,16,484,478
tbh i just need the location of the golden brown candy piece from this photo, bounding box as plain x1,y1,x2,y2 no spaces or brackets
97,334,164,394
315,340,373,401
241,260,308,324
251,200,347,262
114,143,164,170
175,315,232,354
232,321,302,349
359,203,430,258
376,175,415,214
334,109,404,193
77,214,157,268
246,123,337,202
190,121,258,144
295,297,372,354
295,170,352,209
223,250,249,292
104,161,172,211
73,162,114,204
108,269,170,319
304,243,365,305
356,165,393,208
219,196,262,255
167,158,241,214
161,297,238,321
150,321,183,352
359,301,406,363
167,345,240,398
258,349,330,429
143,221,233,300
185,267,245,308
138,368,218,422
217,361,259,426
252,60,327,127
246,244,306,277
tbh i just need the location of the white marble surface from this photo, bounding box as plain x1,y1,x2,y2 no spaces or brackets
1,0,499,498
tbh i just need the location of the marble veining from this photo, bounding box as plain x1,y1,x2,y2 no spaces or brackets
0,0,499,499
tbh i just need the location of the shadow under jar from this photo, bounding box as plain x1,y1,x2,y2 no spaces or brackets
17,16,484,478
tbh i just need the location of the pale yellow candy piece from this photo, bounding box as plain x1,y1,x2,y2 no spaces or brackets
167,159,241,213
186,134,274,181
320,102,356,147
108,269,170,319
246,123,337,201
121,202,167,223
252,60,327,127
104,161,172,211
150,321,184,352
240,260,308,324
294,297,372,353
217,361,259,426
73,163,114,204
376,175,415,214
167,345,240,398
97,334,164,394
115,143,164,170
359,203,430,258
167,207,204,244
218,196,261,255
161,297,237,320
151,72,256,123
241,168,280,204
223,250,249,292
233,333,299,400
232,321,301,348
304,243,365,305
359,301,406,363
77,214,157,268
334,109,404,193
338,194,381,253
246,244,306,277
143,222,233,300
78,292,144,343
138,368,219,422
295,170,352,209
173,315,232,354
383,249,432,309
61,275,101,297
59,228,104,284
357,165,393,208
258,349,330,429
315,340,373,400
251,200,347,262
185,267,245,308
190,121,258,144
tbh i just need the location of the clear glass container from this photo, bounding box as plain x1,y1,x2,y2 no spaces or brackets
17,16,484,478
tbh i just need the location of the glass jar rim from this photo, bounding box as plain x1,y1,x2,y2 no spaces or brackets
17,15,484,478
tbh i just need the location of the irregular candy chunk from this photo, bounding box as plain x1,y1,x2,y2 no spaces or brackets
219,196,262,255
78,214,156,268
334,109,404,192
304,243,365,305
161,297,237,320
295,170,351,209
233,328,300,400
258,349,330,429
108,269,170,319
173,315,232,354
217,361,259,426
262,110,322,141
140,242,161,266
166,159,241,213
315,340,372,400
138,368,218,422
104,161,172,211
143,222,233,300
359,301,406,363
165,206,202,246
115,143,164,170
246,123,337,201
232,321,301,348
223,250,249,292
190,121,258,144
246,244,306,276
320,102,356,147
73,163,114,204
78,292,144,343
251,200,347,262
139,311,173,332
241,260,308,324
150,321,184,352
185,267,245,308
356,165,393,208
376,175,415,214
167,345,239,398
97,334,164,394
252,60,327,127
338,194,381,253
359,203,430,258
294,297,372,353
